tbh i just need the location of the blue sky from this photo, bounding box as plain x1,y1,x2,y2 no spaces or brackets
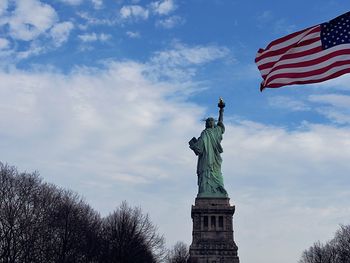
1,1,350,263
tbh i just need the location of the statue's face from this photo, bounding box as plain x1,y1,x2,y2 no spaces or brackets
205,118,215,128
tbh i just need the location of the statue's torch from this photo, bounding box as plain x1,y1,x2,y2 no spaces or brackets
218,97,225,109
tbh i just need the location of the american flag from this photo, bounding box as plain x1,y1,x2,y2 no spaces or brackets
255,11,350,91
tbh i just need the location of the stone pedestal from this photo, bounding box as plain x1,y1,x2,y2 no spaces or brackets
188,198,239,263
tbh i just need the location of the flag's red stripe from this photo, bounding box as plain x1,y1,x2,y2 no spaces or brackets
256,41,322,68
272,46,323,62
258,46,323,73
265,68,350,88
265,59,350,84
259,26,317,53
261,49,350,77
257,46,322,71
255,27,320,62
255,37,320,63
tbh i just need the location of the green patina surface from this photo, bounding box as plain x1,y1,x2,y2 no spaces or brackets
189,99,228,198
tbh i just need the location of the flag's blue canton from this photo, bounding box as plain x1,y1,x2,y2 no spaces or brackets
321,11,350,50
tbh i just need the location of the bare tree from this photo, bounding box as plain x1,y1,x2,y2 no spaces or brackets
100,201,166,263
0,163,101,263
299,225,350,263
0,163,43,263
40,188,102,263
333,225,350,263
0,163,166,263
166,241,189,263
299,241,337,263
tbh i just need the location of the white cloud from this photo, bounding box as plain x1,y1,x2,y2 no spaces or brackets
78,33,97,42
59,0,82,5
273,18,297,34
309,94,350,108
16,42,44,59
151,0,176,15
91,0,103,9
268,95,310,111
148,42,230,81
313,74,350,90
223,121,350,189
0,61,203,187
0,1,75,59
156,15,184,29
77,12,115,28
0,0,8,15
217,120,350,263
152,43,230,66
120,5,149,21
257,10,272,24
118,1,179,25
126,31,141,38
0,54,14,70
50,21,74,47
60,0,102,7
317,108,350,125
78,32,111,42
256,11,296,34
99,33,111,41
309,94,350,124
8,0,58,41
0,38,10,49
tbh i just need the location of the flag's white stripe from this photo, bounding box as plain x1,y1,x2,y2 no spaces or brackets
265,53,350,81
298,31,320,43
256,26,319,59
256,40,321,68
259,43,350,76
267,63,350,85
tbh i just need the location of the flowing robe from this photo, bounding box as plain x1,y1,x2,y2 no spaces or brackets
189,123,228,198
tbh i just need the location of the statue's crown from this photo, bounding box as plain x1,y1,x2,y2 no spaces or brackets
201,117,217,122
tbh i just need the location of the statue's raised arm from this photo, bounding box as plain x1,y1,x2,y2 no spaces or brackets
217,97,225,133
188,98,228,198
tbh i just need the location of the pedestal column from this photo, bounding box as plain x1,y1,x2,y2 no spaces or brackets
188,198,239,263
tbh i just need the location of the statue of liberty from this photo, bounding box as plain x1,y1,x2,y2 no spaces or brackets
189,98,228,198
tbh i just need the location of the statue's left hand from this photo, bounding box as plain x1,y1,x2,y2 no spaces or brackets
189,137,197,146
